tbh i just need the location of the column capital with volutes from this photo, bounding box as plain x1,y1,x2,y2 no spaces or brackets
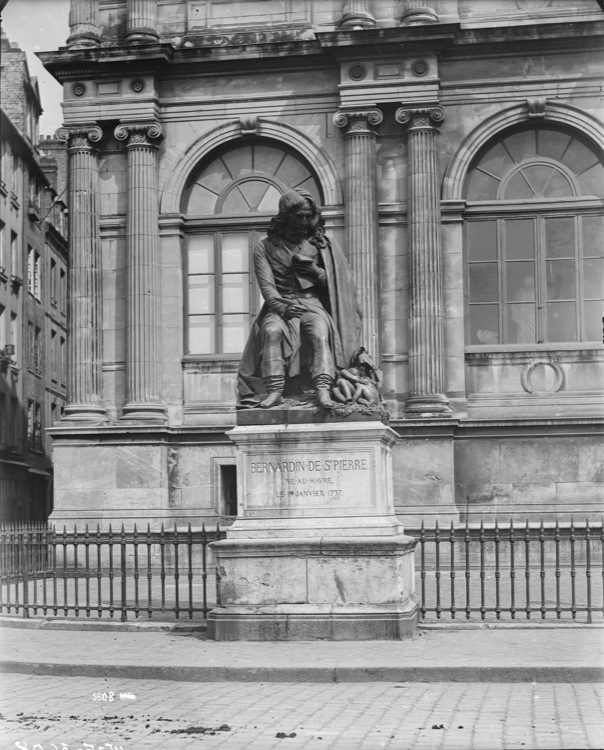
333,109,384,137
395,105,445,132
56,123,103,152
114,121,163,148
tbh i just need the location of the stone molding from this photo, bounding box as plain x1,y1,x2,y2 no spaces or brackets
56,123,103,151
114,120,163,148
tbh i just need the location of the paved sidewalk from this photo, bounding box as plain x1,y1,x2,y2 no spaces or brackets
0,619,602,683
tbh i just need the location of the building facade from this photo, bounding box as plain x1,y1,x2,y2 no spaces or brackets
39,0,603,529
0,33,69,522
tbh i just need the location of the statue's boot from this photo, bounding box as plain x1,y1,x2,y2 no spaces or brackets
313,374,335,409
260,376,285,409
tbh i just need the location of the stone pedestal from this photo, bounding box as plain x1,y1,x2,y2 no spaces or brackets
208,421,418,640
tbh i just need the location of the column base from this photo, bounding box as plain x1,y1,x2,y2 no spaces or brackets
62,404,108,423
405,394,453,417
400,7,439,25
125,30,159,45
121,403,166,422
66,33,101,49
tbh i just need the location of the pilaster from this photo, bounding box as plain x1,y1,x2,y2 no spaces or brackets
333,108,383,362
126,0,159,44
395,105,452,416
114,121,165,422
66,0,100,49
55,124,107,422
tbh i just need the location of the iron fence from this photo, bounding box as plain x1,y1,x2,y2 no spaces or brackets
1,519,602,623
417,519,603,622
0,523,225,621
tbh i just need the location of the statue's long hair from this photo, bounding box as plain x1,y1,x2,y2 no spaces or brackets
267,189,327,249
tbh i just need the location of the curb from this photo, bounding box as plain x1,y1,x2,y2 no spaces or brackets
0,661,602,683
0,616,206,633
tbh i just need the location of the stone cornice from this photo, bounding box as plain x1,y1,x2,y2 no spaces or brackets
37,18,603,87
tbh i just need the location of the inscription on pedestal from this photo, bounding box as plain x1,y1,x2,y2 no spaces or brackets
244,450,372,510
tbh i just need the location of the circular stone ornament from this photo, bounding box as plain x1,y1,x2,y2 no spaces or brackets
412,59,429,77
72,82,86,97
521,360,564,396
349,64,367,81
131,79,145,93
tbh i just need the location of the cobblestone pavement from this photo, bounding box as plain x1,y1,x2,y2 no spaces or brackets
1,675,603,750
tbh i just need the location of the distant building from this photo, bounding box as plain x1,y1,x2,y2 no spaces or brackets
38,0,603,529
0,31,68,522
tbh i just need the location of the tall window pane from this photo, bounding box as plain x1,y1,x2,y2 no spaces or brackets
505,219,534,260
469,264,498,302
546,302,577,342
222,314,248,353
222,233,249,273
467,221,496,261
469,305,499,345
546,259,575,300
545,217,574,258
189,316,214,354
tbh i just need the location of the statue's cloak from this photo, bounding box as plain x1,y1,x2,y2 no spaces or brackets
237,237,362,408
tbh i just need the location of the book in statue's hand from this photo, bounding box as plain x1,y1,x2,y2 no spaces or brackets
293,253,315,265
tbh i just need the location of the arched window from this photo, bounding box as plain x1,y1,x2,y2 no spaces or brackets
182,141,322,356
463,125,604,346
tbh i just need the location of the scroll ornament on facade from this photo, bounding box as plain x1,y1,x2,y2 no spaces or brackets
333,109,384,135
394,105,445,130
114,121,163,146
55,123,103,150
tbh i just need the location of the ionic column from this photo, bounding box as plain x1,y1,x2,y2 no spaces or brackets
114,121,165,422
340,0,377,29
56,124,107,422
399,0,439,25
333,108,383,361
395,105,451,416
66,0,100,48
126,0,159,44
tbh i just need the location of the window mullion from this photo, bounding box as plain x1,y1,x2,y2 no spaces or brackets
536,217,544,344
498,219,505,344
575,214,582,341
216,232,223,354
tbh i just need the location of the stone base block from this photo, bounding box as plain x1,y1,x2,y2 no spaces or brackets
208,534,418,641
207,603,419,641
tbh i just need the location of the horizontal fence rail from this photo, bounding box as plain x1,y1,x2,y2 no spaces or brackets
0,523,225,621
417,519,603,623
1,519,602,624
